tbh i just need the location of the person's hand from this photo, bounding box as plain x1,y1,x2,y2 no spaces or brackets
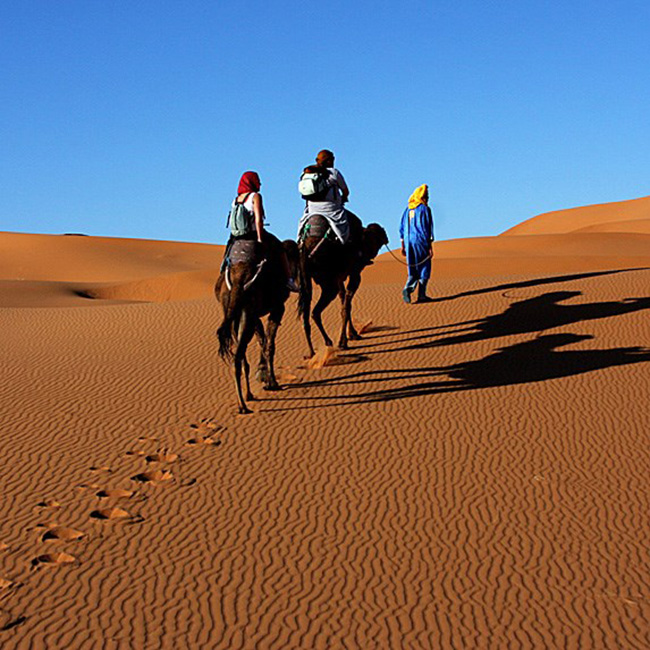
400,244,406,257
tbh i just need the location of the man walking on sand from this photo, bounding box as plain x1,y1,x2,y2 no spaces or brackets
400,183,435,303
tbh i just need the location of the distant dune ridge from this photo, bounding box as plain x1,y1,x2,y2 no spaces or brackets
0,195,648,648
500,194,650,236
0,232,224,307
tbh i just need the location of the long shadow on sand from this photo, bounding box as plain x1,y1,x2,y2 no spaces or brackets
270,334,650,410
354,289,650,355
354,268,649,347
400,291,650,352
261,268,650,411
431,267,649,303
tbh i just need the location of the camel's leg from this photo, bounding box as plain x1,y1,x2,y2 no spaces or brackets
232,313,254,401
312,282,338,348
242,353,254,402
300,257,316,358
254,319,269,384
234,312,256,414
345,272,362,341
263,306,284,391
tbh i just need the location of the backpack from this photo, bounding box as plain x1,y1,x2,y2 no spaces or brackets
298,166,330,201
227,193,255,237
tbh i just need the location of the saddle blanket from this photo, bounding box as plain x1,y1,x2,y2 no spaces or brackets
300,215,334,242
228,239,262,266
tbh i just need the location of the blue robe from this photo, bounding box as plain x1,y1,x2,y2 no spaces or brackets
399,204,434,284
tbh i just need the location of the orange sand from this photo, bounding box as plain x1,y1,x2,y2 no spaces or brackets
1,197,649,648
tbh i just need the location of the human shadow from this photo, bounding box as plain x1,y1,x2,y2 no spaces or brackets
275,334,650,409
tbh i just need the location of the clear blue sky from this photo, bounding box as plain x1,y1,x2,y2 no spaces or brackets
1,1,648,245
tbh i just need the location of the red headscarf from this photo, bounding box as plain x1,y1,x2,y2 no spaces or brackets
237,171,261,195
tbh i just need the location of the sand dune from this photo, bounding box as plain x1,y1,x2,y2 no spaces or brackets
0,232,220,282
501,194,650,236
0,232,223,307
574,217,650,235
1,198,649,648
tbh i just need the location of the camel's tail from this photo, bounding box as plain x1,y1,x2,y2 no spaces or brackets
217,318,234,360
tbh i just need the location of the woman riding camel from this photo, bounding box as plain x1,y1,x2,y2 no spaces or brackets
224,170,298,292
298,149,360,245
399,183,435,303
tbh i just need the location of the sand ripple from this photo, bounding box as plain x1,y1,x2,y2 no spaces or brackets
1,236,648,648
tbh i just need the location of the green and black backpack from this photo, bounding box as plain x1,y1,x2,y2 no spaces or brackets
298,166,331,201
227,193,255,237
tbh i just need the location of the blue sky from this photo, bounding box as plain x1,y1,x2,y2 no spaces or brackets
1,1,648,245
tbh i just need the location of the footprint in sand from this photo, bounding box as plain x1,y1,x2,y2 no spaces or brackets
0,543,9,552
32,552,76,567
0,578,14,590
131,470,173,484
96,488,135,499
90,507,137,521
89,466,112,473
75,483,100,491
0,613,27,632
124,450,147,457
136,436,159,443
36,499,61,509
145,452,179,463
190,419,223,432
42,527,85,542
186,436,221,447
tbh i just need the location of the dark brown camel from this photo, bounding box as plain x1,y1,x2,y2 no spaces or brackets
216,238,298,414
298,215,388,358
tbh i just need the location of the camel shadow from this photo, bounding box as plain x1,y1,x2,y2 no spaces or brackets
276,334,650,409
431,268,649,303
355,268,649,349
388,291,650,353
265,269,650,411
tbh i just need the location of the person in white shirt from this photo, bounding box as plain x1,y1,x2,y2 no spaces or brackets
298,149,358,245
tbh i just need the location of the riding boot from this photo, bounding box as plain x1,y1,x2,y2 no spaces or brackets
416,280,433,303
402,276,417,304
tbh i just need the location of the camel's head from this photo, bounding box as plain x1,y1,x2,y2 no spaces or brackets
361,223,389,265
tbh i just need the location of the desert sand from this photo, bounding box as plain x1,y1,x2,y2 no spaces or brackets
1,196,649,648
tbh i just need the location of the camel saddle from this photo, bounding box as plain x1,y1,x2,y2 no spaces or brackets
300,215,335,243
227,239,263,266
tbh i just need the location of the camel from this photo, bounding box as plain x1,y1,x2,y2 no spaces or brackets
216,237,298,414
298,214,388,358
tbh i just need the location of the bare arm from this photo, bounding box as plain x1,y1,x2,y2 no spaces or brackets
252,193,265,242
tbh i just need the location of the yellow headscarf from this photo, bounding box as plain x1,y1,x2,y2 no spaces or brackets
408,184,429,210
